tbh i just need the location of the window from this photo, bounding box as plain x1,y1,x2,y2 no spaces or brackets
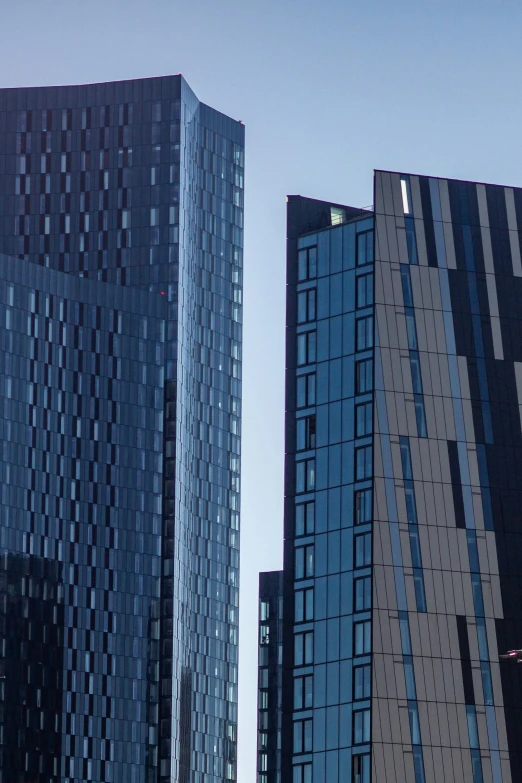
354,576,372,612
355,446,372,481
260,625,270,645
356,230,374,266
293,718,313,753
353,664,371,700
294,631,313,666
296,415,316,451
408,701,421,745
353,708,371,744
259,668,269,688
408,527,421,567
355,358,373,394
414,396,427,438
403,656,417,700
293,763,312,783
294,675,313,709
297,373,316,408
399,611,412,655
296,459,315,493
355,489,372,525
354,620,371,656
295,588,314,622
405,216,418,265
405,308,418,350
297,289,316,323
413,569,427,613
295,545,314,580
354,533,372,568
356,273,374,309
404,483,417,525
296,502,315,537
353,754,371,783
409,351,422,394
298,246,317,281
400,264,414,306
331,206,346,225
355,402,372,437
356,316,373,351
260,601,269,621
297,331,316,366
399,437,413,480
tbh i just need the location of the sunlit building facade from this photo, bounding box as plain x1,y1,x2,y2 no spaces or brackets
0,75,244,783
258,173,522,783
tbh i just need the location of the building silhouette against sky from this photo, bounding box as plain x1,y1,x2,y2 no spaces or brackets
0,75,244,783
257,172,522,783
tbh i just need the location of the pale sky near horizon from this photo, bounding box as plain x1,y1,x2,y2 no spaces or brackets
1,1,522,779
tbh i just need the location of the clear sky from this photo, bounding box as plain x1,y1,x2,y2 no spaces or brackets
1,0,521,778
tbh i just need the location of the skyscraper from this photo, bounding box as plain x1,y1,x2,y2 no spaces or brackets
0,75,244,783
258,172,522,783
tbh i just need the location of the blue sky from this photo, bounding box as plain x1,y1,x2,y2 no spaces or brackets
1,0,521,778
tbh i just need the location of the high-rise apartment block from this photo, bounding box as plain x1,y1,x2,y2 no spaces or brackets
0,75,244,783
258,173,522,783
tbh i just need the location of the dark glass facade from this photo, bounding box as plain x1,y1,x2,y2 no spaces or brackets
0,75,244,783
259,174,522,783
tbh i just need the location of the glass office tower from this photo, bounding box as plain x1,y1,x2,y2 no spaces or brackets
258,173,522,783
0,75,244,783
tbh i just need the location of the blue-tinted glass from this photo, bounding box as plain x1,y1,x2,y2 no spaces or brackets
354,621,371,656
400,265,414,306
400,438,413,480
403,657,417,700
414,396,427,437
355,489,372,525
408,702,421,745
356,359,373,394
399,611,412,655
356,402,372,437
480,662,493,705
466,705,480,749
410,351,423,393
353,709,370,744
356,273,374,308
405,483,418,524
355,447,372,481
467,530,480,573
405,309,418,349
405,216,419,265
355,533,372,568
354,664,371,700
408,527,422,567
413,569,427,612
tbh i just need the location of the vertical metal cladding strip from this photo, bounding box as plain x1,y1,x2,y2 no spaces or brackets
477,184,504,361
504,187,522,277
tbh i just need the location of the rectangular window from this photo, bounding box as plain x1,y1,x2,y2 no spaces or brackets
353,664,371,700
295,588,314,622
297,288,316,323
405,308,418,350
296,415,316,451
355,489,372,525
413,569,427,613
294,675,313,710
298,246,317,281
400,264,414,306
297,373,316,408
356,230,374,267
293,718,313,753
296,459,315,494
355,446,372,481
405,216,419,265
356,273,374,309
354,620,371,656
355,358,373,394
293,763,312,783
294,631,313,666
354,533,372,568
353,708,371,744
354,576,372,612
297,331,316,366
355,402,372,437
295,502,315,537
408,701,422,745
356,316,373,351
414,395,427,438
353,754,371,783
295,545,314,580
399,437,413,480
409,351,422,394
403,656,417,700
